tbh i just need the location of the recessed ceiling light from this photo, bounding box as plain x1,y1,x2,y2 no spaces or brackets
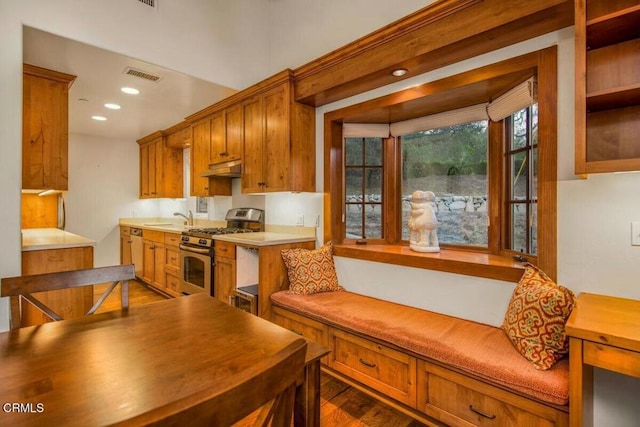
104,103,121,110
391,68,408,77
92,115,107,121
121,87,140,95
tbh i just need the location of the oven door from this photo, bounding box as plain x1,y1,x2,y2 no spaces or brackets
179,245,213,296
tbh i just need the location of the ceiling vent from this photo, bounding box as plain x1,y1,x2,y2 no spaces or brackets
123,67,162,82
137,0,156,8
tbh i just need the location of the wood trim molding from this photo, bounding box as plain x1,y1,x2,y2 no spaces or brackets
292,0,572,106
293,0,481,81
23,63,76,86
185,69,293,123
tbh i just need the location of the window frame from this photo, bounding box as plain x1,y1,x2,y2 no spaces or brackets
324,48,557,281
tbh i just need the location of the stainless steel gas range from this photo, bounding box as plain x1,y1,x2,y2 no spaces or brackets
178,208,264,296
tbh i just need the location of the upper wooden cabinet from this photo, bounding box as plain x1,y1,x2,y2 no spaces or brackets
137,132,183,199
189,115,232,197
575,0,640,175
187,69,315,195
242,72,315,193
243,80,315,193
210,105,243,164
22,64,76,190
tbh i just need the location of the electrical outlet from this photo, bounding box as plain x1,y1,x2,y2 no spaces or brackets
632,221,640,246
296,214,304,226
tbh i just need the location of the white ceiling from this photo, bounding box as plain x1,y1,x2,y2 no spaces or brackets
23,26,237,141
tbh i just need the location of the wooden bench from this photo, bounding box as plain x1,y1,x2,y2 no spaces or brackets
270,290,569,427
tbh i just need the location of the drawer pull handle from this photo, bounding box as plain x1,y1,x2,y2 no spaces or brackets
469,405,496,420
359,359,377,368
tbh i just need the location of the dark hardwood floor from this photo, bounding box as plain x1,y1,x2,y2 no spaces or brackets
94,281,427,426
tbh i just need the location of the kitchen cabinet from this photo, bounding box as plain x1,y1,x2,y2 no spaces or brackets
22,64,76,191
242,72,315,193
189,116,232,197
21,245,93,327
137,132,183,198
214,240,236,304
164,121,190,149
142,230,165,292
163,232,181,297
210,105,243,164
120,226,132,266
575,0,640,174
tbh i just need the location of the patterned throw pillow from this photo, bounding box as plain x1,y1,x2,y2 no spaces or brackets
281,243,343,295
502,263,576,370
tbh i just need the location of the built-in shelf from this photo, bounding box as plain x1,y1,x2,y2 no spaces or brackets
586,5,640,49
586,84,640,112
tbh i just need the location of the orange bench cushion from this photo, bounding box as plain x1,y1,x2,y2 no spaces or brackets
271,290,569,406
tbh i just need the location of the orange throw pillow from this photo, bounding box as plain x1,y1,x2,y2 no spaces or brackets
281,243,343,295
502,263,576,370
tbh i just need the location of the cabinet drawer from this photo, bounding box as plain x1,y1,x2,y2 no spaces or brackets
164,232,181,247
165,247,180,269
328,328,416,406
143,230,164,243
120,226,130,237
584,341,640,378
271,307,328,352
165,271,180,296
214,240,235,258
417,360,562,427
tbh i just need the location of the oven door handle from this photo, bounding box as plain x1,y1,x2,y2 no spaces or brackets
179,244,212,255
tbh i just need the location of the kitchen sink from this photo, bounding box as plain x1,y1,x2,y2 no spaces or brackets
142,222,177,227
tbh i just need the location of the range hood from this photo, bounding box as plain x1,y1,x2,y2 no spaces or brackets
200,160,242,178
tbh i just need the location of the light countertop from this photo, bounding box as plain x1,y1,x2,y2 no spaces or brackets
22,228,96,252
119,218,316,247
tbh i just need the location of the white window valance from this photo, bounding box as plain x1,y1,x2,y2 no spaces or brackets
389,103,488,137
343,76,537,137
486,77,537,122
342,123,390,138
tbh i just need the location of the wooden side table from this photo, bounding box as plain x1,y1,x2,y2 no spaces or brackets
565,293,640,427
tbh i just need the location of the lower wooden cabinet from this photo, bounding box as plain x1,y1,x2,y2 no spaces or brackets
120,226,132,265
328,327,417,407
214,240,236,304
21,246,94,327
271,306,328,359
416,360,565,427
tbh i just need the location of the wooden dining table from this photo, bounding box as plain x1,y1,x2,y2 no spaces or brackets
0,293,314,426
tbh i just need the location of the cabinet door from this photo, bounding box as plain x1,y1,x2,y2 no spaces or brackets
22,68,73,191
139,143,150,198
152,242,165,291
142,240,156,284
148,139,158,197
263,84,291,192
190,117,212,196
214,256,236,305
242,96,265,193
210,111,226,164
225,104,243,161
121,235,132,265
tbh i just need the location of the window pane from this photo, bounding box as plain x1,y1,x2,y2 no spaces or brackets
364,168,382,199
511,151,527,200
401,121,488,245
532,147,538,199
345,138,362,166
346,208,363,239
531,103,538,146
365,138,382,166
530,202,538,255
511,203,527,253
365,204,382,239
345,168,363,200
511,108,527,150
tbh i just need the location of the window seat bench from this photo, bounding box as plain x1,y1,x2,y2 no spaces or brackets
270,290,569,427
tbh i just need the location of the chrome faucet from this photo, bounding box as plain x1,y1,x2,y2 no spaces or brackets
173,210,194,227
